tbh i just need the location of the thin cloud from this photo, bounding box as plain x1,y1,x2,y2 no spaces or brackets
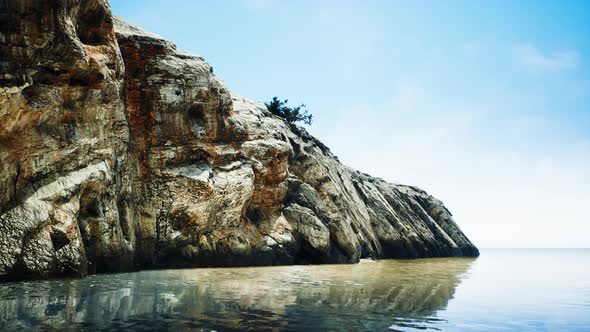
516,44,580,71
315,81,590,248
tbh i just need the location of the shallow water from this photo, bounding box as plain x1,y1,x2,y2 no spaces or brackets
0,249,588,331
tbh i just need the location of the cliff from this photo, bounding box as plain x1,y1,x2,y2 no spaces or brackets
0,0,478,280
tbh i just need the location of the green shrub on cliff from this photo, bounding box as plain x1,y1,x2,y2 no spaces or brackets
265,97,313,125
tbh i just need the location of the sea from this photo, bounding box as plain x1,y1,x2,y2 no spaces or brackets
0,249,588,331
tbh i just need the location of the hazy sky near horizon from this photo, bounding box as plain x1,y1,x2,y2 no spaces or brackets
111,0,590,248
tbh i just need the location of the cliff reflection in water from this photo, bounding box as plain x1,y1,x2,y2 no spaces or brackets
0,258,475,331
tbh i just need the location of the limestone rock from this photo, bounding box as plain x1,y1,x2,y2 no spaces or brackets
0,0,478,280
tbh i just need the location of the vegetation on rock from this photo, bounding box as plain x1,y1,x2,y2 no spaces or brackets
265,97,313,125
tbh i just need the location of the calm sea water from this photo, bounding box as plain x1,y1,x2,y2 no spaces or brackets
0,249,588,331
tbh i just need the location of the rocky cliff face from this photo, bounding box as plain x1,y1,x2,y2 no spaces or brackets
0,0,478,280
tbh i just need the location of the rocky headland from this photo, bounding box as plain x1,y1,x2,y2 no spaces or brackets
0,0,478,280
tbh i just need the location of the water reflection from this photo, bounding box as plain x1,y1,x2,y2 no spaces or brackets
0,258,476,331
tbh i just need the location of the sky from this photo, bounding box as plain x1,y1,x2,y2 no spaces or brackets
111,0,590,248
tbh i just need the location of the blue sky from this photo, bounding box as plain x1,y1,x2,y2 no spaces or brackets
111,0,590,248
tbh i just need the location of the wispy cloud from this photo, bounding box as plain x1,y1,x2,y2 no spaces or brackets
315,80,590,248
516,44,580,71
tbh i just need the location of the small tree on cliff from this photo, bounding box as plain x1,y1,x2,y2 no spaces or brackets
265,97,313,125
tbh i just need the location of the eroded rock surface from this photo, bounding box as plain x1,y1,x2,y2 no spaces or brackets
0,0,478,280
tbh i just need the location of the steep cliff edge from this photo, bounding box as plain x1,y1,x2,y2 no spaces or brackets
0,0,477,280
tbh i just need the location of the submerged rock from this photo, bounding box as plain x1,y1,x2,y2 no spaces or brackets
0,0,478,280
